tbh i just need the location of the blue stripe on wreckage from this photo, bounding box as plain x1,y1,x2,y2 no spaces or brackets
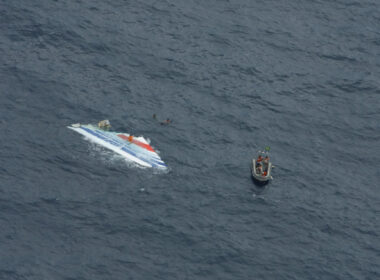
81,127,166,168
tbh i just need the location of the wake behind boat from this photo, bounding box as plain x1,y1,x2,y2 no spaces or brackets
68,121,167,169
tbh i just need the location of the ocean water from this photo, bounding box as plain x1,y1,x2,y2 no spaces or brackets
0,0,379,279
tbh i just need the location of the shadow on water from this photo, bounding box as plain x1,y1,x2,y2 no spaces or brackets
251,175,270,195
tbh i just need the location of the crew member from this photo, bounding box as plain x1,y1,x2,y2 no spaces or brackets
263,156,269,164
256,155,263,163
256,163,263,174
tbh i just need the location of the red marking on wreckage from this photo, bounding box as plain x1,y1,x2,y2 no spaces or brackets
117,134,155,152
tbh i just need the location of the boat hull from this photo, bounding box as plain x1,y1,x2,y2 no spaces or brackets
68,124,167,169
252,159,272,182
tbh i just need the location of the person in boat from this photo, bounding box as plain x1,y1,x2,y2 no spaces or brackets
263,156,270,164
98,119,111,130
256,163,263,174
262,170,268,177
128,135,134,142
256,155,263,164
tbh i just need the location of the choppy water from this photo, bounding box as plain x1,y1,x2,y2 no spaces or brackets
0,0,379,279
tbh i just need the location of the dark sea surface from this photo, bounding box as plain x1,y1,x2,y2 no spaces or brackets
0,0,379,279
